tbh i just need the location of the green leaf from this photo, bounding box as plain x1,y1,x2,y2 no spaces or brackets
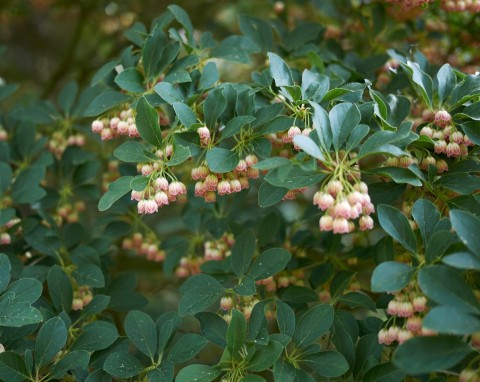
231,230,256,279
50,350,90,379
442,252,480,270
268,52,293,87
227,309,247,359
276,300,295,338
2,278,42,304
293,304,334,348
114,141,156,163
168,4,194,43
167,334,208,363
364,362,405,382
125,310,157,359
195,312,227,348
248,248,291,281
0,254,11,294
199,62,219,90
357,129,411,159
167,143,191,166
425,230,455,263
235,274,256,296
204,89,227,129
280,286,318,303
179,285,225,317
206,147,239,173
393,336,472,375
339,292,376,312
418,265,480,314
154,82,185,104
156,311,181,355
0,352,30,382
302,351,349,378
247,340,283,371
34,317,67,369
173,102,197,129
103,351,144,378
175,364,221,382
147,361,174,382
84,90,131,117
222,115,256,139
47,265,73,313
371,261,413,293
377,204,417,254
73,263,105,287
114,68,145,93
136,96,162,147
423,306,480,335
311,102,332,151
265,166,325,190
450,209,480,256
71,321,118,352
437,63,456,105
0,162,12,195
368,167,422,187
292,135,324,160
412,199,440,246
437,173,480,195
98,176,133,211
239,15,273,52
462,121,480,145
80,295,110,318
0,299,42,327
401,60,433,109
329,103,361,151
11,166,46,204
257,181,288,208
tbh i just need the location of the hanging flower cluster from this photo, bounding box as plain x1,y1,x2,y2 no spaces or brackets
191,155,260,203
314,180,375,234
122,232,165,262
441,0,480,12
47,131,86,158
91,107,139,140
71,285,93,311
378,283,433,345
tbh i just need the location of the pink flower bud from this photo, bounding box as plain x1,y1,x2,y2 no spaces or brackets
235,159,248,173
230,179,242,193
239,176,250,189
131,190,144,201
144,199,159,214
72,298,84,311
419,126,434,137
319,215,333,231
0,130,7,141
332,218,350,234
220,296,234,311
354,182,369,194
245,154,258,167
463,134,473,146
205,174,219,191
154,191,169,206
446,142,461,157
327,180,343,196
397,301,414,317
378,328,391,345
434,110,452,128
100,128,114,140
204,191,216,203
197,126,210,140
412,296,427,312
91,119,104,133
155,177,169,191
128,124,139,137
217,180,231,195
333,199,352,219
168,181,187,196
359,215,374,231
0,233,11,245
175,266,189,278
195,181,207,197
387,326,400,343
302,127,313,136
287,126,301,141
434,140,447,154
313,191,335,210
406,316,423,332
141,164,154,176
436,159,448,173
397,329,413,344
165,144,173,158
117,121,129,134
110,117,120,129
450,131,464,144
246,167,259,179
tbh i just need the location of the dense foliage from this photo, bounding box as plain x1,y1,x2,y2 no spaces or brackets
1,1,480,381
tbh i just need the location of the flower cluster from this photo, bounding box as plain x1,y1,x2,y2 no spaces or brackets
315,180,375,234
0,126,7,141
175,233,235,277
384,154,449,173
420,110,473,158
441,0,480,12
191,155,259,203
267,126,313,157
122,232,165,262
71,285,93,311
0,217,20,246
384,0,433,9
219,295,275,322
256,269,305,293
131,173,187,214
459,368,480,382
378,284,433,345
54,201,86,226
91,108,139,140
47,131,86,158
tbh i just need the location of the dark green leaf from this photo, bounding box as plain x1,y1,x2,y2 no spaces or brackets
423,306,480,335
393,336,472,375
442,252,480,270
450,209,480,256
103,351,143,378
231,230,256,279
136,96,162,147
167,334,208,363
125,310,157,359
303,351,349,378
71,321,118,352
247,341,283,371
173,102,197,128
114,68,145,93
249,248,292,281
84,91,131,117
276,300,295,338
50,350,89,379
0,352,30,382
195,312,227,348
437,64,456,105
364,362,405,382
412,199,440,246
47,265,73,313
179,285,225,317
98,176,133,211
73,264,105,288
368,167,422,187
154,82,185,104
114,141,156,163
294,304,334,348
147,361,174,382
34,317,67,369
199,62,219,90
0,254,11,294
377,204,417,254
371,262,413,293
292,135,324,160
204,89,227,129
175,364,221,382
339,292,376,312
257,181,288,208
227,309,247,360
11,166,46,204
206,147,239,173
157,311,181,355
418,265,480,314
268,52,293,87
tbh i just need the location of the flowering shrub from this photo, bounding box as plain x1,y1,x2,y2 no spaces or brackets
1,1,480,381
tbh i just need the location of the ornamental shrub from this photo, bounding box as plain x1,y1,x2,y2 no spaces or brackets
0,1,480,381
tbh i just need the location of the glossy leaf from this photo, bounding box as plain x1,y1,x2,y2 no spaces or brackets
377,204,417,254
248,248,291,281
231,230,256,279
371,262,413,292
125,310,157,359
294,304,334,348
